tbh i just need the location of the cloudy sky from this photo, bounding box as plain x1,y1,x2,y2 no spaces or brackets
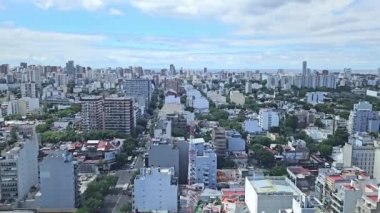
0,0,379,70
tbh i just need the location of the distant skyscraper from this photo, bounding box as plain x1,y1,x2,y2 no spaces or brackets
302,61,307,75
169,64,176,75
123,79,152,106
204,67,207,73
20,62,27,69
0,64,9,74
65,60,75,75
21,82,37,98
378,68,380,78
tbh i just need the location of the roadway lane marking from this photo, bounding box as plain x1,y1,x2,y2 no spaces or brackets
112,194,122,213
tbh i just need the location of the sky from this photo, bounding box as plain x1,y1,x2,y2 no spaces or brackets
0,0,379,70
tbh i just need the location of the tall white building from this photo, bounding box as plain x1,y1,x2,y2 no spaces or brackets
245,81,252,94
188,139,217,189
348,101,380,134
245,176,316,213
259,108,280,131
0,131,39,202
306,92,327,106
40,151,80,209
133,167,178,212
343,133,376,177
20,83,37,98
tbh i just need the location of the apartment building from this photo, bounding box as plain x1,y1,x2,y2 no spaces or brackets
123,79,152,105
40,151,80,209
188,139,217,189
348,101,380,134
133,167,178,212
212,127,227,157
343,133,376,177
81,96,103,133
259,108,280,131
245,176,317,213
103,97,134,134
0,132,39,202
81,96,134,134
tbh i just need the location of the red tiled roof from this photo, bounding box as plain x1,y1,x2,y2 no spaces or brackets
366,184,378,191
327,175,344,182
367,195,378,203
221,188,245,197
287,166,310,176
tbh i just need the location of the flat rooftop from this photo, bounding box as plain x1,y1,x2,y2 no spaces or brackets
249,178,296,194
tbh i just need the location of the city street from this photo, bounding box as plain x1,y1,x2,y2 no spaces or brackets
102,154,144,213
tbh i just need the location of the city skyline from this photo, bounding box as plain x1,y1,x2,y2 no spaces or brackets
0,0,380,70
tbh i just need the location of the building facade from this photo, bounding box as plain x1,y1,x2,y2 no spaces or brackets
259,108,280,131
133,167,178,212
0,132,39,202
40,151,80,209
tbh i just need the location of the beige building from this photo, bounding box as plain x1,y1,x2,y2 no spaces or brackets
229,90,245,105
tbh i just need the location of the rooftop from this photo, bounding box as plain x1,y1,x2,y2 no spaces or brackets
248,177,296,194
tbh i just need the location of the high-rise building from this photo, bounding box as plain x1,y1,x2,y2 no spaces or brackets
343,133,376,177
0,131,39,202
169,64,176,76
103,97,134,134
259,108,280,131
0,64,9,74
123,79,152,106
245,176,316,213
188,139,217,188
302,61,307,75
212,127,227,157
20,82,37,98
54,73,67,88
65,60,75,75
81,96,134,134
148,140,179,177
133,167,178,212
81,96,104,133
245,81,252,94
348,101,380,134
20,62,27,69
40,151,80,209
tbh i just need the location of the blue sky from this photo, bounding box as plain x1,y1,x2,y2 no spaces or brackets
0,0,379,70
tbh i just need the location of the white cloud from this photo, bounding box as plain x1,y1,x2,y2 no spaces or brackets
1,25,379,69
109,8,124,16
128,0,380,47
33,0,106,11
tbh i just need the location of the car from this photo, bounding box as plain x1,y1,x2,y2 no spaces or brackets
130,165,134,169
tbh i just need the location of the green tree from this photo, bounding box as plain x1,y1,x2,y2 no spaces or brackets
267,165,287,176
120,202,133,213
284,115,298,132
314,118,325,128
319,144,332,157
